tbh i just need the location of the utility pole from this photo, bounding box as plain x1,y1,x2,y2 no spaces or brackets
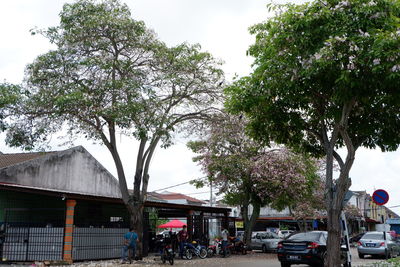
210,180,213,207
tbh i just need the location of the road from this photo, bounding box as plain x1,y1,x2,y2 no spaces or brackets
63,248,385,267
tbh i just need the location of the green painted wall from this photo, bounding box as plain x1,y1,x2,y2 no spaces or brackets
0,189,65,225
74,200,129,227
0,189,130,227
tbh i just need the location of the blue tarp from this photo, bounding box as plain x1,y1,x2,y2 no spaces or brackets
386,218,400,225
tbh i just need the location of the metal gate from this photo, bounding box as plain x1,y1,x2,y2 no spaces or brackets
2,208,65,261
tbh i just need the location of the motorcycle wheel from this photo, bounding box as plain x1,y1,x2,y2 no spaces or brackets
168,255,174,265
207,248,214,257
199,248,208,259
185,249,193,260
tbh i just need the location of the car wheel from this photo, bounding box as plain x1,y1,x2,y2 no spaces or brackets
358,253,364,259
280,263,291,267
322,251,327,265
262,245,267,253
386,249,393,259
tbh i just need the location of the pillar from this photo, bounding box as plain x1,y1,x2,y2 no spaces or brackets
63,199,77,263
187,210,194,241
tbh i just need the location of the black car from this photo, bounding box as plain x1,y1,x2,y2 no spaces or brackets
277,231,348,267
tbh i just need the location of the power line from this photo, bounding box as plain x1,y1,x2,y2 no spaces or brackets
184,191,211,195
151,176,207,192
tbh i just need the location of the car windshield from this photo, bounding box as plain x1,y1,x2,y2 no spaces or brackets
269,232,279,238
287,232,322,242
362,233,384,240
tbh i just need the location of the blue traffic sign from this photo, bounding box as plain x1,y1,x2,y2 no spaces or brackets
372,189,389,206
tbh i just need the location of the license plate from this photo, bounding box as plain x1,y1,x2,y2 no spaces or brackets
288,255,300,260
366,243,375,247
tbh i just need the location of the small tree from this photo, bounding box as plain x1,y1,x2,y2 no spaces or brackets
188,112,321,245
4,0,223,258
225,0,400,265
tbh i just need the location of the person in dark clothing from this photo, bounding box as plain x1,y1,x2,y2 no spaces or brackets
177,225,188,258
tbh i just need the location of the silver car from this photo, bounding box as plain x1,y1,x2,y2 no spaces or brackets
357,231,400,258
250,231,282,252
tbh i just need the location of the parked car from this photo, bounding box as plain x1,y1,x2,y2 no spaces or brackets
278,230,295,239
357,231,400,259
277,231,348,267
250,231,282,252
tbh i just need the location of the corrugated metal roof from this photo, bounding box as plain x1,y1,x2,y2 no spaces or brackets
0,151,55,169
152,192,206,204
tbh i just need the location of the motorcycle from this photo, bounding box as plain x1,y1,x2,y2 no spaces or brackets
208,239,231,257
183,240,208,260
156,236,175,265
161,243,174,265
229,237,247,255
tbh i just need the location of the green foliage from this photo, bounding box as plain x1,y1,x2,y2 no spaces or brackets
7,0,223,151
225,0,400,153
0,83,22,132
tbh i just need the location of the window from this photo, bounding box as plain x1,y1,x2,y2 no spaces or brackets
110,217,123,222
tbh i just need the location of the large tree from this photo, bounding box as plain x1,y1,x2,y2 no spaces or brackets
188,112,321,245
0,83,21,133
225,0,400,265
4,0,223,258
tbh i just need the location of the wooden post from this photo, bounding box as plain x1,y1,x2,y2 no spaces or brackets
63,199,77,263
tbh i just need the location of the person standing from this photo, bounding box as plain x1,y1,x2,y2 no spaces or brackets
221,226,229,257
177,225,188,258
122,227,138,263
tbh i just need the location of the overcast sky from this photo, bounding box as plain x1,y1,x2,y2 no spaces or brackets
1,0,399,213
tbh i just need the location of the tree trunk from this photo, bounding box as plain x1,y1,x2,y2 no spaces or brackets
128,203,144,260
242,196,251,245
326,207,342,266
244,202,261,246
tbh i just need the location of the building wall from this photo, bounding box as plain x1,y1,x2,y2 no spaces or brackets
0,190,65,224
0,146,121,199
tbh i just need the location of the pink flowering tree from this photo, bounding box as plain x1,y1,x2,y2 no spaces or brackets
290,179,326,231
188,112,321,245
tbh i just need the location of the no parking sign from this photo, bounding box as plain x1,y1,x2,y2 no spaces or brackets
372,189,389,206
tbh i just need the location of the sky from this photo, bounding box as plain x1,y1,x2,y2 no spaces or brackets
0,0,399,212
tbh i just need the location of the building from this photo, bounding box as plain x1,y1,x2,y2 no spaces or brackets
0,146,230,262
151,192,206,205
230,190,398,234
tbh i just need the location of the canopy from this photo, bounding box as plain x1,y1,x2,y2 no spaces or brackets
157,219,186,229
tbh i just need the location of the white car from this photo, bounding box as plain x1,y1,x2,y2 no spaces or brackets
250,232,282,252
277,230,295,239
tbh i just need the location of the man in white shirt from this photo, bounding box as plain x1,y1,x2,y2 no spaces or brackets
221,226,229,257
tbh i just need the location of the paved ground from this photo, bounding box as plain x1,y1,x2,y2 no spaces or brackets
49,248,385,267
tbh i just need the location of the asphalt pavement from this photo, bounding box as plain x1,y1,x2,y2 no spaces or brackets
59,247,385,267
0,248,386,267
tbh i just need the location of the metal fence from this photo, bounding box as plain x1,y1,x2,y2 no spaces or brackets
2,227,64,261
72,227,128,261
